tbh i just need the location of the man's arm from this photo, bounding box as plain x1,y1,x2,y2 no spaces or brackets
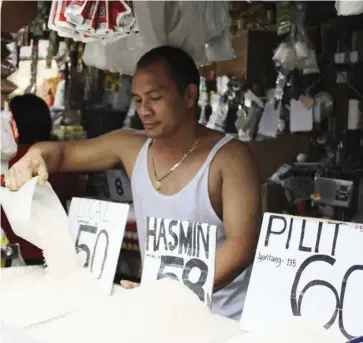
6,130,145,191
32,129,145,174
214,140,261,291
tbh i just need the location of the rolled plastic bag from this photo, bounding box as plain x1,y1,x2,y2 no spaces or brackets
1,177,79,272
0,178,103,329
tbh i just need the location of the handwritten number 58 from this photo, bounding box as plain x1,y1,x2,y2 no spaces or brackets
290,254,363,340
157,255,208,302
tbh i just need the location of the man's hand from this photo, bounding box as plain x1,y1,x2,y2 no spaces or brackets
5,151,49,191
120,280,140,289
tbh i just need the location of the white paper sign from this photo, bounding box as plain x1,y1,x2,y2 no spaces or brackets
141,217,217,306
68,198,130,295
241,213,363,342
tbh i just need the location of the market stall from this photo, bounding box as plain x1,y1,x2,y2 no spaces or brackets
1,1,363,342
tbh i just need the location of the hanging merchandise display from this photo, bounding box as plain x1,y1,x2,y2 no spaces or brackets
25,38,39,94
48,0,137,44
1,35,17,97
46,30,60,69
46,1,234,75
24,2,50,94
272,3,319,106
276,2,291,36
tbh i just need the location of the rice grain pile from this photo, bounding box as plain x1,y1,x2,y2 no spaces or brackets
228,317,341,343
1,179,243,343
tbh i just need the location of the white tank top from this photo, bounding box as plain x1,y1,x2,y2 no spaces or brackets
131,135,251,321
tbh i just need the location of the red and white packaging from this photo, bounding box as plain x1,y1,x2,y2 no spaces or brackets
80,33,97,43
48,1,59,31
58,30,82,41
110,1,130,28
65,0,88,25
76,3,99,35
54,0,75,33
95,0,112,37
68,0,99,35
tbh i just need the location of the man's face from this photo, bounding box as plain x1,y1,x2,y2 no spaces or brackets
132,60,195,138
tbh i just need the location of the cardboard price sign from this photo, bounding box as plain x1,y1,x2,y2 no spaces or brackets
241,213,363,342
68,198,129,295
142,217,217,305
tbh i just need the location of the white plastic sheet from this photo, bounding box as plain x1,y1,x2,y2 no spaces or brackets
335,0,363,15
83,1,233,74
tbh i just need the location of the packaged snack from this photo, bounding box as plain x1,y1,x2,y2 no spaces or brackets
80,33,97,43
110,1,130,28
70,1,99,35
54,0,75,33
65,1,89,25
47,0,59,31
95,0,112,37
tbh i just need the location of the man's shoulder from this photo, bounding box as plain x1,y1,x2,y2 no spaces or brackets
211,134,251,162
106,129,148,148
213,136,257,176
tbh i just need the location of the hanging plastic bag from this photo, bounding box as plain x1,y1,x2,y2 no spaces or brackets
1,103,18,177
335,0,363,15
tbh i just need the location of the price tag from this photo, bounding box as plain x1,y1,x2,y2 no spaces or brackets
241,213,363,342
106,169,132,202
68,198,130,294
141,217,217,306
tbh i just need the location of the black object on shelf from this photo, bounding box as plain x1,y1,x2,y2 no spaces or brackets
82,107,128,138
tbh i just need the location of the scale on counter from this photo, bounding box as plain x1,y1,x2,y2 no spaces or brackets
313,177,354,208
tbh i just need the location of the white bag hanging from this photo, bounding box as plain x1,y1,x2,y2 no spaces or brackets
335,0,363,15
1,103,18,175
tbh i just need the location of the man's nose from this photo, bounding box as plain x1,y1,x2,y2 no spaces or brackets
137,101,153,118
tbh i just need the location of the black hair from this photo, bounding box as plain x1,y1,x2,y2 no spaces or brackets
136,45,200,103
9,94,52,145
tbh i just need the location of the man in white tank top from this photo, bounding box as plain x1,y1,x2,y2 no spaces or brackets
6,46,261,321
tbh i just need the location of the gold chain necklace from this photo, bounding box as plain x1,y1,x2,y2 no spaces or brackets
151,138,200,190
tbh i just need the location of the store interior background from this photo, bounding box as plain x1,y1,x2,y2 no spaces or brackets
2,0,363,282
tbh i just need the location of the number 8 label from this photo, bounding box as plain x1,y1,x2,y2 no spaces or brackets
157,255,209,303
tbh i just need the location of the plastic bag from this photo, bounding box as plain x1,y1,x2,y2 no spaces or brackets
1,104,18,175
335,0,363,15
83,1,235,73
1,177,79,272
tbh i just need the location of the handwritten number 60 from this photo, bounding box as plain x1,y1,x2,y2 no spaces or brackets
290,254,363,339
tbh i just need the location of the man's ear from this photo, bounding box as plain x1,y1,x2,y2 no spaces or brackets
185,84,198,109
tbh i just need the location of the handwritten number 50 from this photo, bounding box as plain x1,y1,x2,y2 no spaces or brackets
290,254,363,340
157,255,208,302
75,225,109,279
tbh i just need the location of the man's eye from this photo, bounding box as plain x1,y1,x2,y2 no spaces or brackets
134,98,142,103
151,96,162,101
